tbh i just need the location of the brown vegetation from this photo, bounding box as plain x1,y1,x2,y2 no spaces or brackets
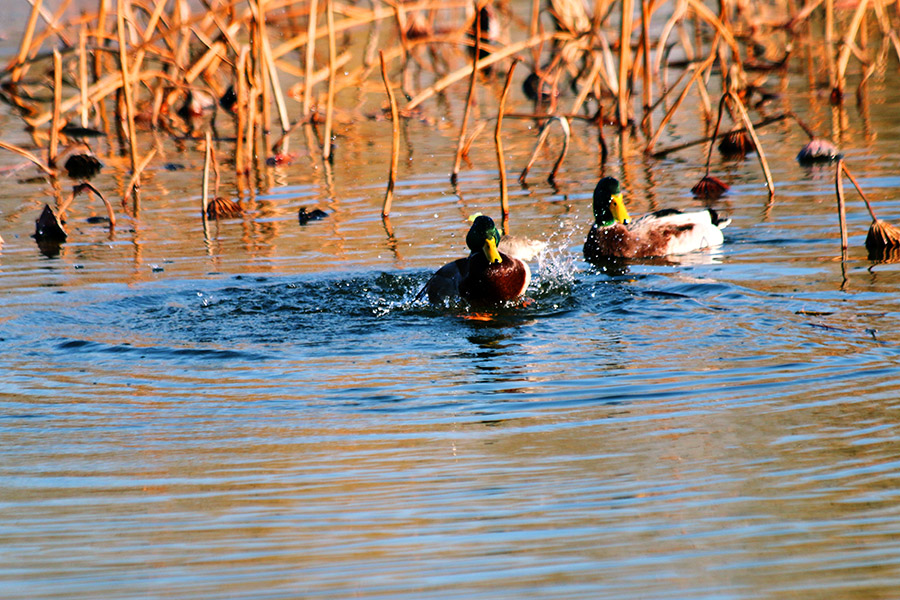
0,0,897,252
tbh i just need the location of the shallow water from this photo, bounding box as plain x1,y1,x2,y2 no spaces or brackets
4,7,900,599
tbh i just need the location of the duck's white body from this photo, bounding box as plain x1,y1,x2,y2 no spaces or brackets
629,209,728,254
585,208,730,259
498,236,546,261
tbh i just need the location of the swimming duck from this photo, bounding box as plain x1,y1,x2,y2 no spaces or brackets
584,177,730,260
420,215,531,305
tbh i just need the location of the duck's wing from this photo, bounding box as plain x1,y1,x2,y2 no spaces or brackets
640,208,684,221
416,257,470,303
636,208,730,229
633,208,705,227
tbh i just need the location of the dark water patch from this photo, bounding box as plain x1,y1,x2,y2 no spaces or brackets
54,337,272,362
0,413,47,420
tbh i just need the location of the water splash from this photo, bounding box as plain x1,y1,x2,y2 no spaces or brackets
530,219,581,299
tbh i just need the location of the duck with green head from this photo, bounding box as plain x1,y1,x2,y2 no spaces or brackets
584,177,730,260
420,215,531,305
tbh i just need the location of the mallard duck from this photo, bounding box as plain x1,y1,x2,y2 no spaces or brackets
584,177,730,260
420,215,531,305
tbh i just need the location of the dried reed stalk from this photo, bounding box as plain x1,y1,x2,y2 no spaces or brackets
131,0,168,76
202,129,212,217
91,184,116,230
50,48,62,166
211,143,221,198
117,0,139,178
655,0,687,76
17,2,75,57
182,41,227,85
391,1,409,66
652,113,789,158
688,87,733,198
58,182,116,231
323,0,336,160
235,46,249,174
122,148,158,208
548,117,571,182
834,159,849,251
825,0,836,87
872,1,900,68
683,0,741,57
27,67,173,129
461,121,487,159
519,116,570,184
0,140,55,177
705,94,728,173
495,60,518,218
246,87,259,175
252,8,273,150
9,0,42,82
94,0,109,81
839,162,875,220
380,51,400,218
302,0,319,117
833,0,870,99
406,30,558,110
571,59,602,114
260,15,290,134
647,62,692,106
504,112,604,123
693,62,712,118
529,0,540,39
174,0,191,69
729,88,774,196
282,50,351,80
789,0,825,29
618,0,633,126
452,1,483,183
270,1,467,60
78,26,89,126
44,0,72,46
640,0,653,126
645,46,717,154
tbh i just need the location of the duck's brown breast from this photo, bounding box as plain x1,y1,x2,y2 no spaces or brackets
460,252,528,304
584,223,694,259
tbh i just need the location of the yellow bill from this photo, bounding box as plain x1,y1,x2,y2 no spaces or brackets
610,192,631,224
483,237,502,264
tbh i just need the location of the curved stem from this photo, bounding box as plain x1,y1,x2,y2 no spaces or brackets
519,116,570,185
495,59,519,218
841,161,878,222
835,159,849,251
729,90,774,197
380,51,400,218
704,94,728,176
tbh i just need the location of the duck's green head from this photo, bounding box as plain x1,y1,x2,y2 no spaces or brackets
593,177,631,226
467,215,502,264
